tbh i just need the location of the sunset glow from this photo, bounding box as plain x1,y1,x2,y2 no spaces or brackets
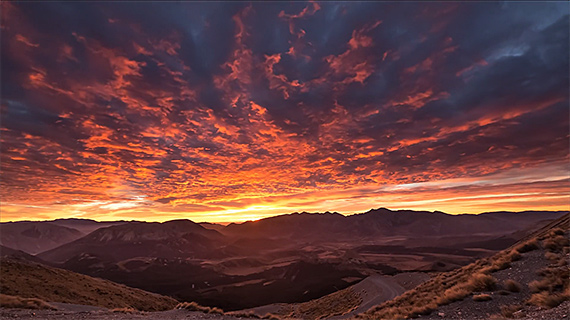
1,2,569,223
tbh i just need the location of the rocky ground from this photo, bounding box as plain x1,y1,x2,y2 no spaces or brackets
0,308,241,320
422,249,551,320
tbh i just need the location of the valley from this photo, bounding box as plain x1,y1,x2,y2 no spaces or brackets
1,209,566,313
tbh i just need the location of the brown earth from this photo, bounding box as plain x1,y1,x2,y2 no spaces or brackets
0,258,177,311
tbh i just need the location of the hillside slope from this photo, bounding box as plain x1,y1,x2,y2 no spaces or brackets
357,213,570,319
0,258,177,311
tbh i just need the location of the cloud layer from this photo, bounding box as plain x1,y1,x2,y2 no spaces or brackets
1,2,569,222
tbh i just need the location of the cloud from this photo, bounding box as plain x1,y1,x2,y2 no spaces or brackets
1,1,568,221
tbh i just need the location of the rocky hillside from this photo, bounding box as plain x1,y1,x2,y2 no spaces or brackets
357,213,569,319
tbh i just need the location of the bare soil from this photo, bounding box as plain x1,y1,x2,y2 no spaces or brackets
0,308,242,320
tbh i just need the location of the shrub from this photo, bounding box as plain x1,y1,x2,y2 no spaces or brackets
515,239,539,253
507,251,522,262
544,251,559,261
0,294,56,310
527,291,568,308
489,259,511,272
530,266,568,293
543,235,570,252
472,294,492,302
410,302,437,317
229,312,261,318
500,304,522,318
111,307,137,313
528,279,549,293
209,307,224,315
503,280,521,293
438,286,469,305
466,273,497,292
176,301,224,314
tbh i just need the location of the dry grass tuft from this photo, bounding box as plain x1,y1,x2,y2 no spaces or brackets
0,294,56,310
515,239,539,253
409,302,437,317
294,286,362,320
527,291,568,308
176,301,224,314
228,311,260,318
485,251,522,273
438,286,469,305
543,235,570,253
544,251,560,261
111,307,137,313
507,250,522,261
472,294,492,302
228,312,281,319
503,280,521,293
524,229,570,309
500,304,522,318
466,273,497,292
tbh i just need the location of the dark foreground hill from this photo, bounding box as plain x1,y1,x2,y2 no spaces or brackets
0,257,177,311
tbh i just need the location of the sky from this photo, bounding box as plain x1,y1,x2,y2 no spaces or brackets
1,2,569,223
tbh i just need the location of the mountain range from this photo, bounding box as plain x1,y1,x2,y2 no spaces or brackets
0,208,566,311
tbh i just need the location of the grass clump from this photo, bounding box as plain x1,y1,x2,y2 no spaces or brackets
111,307,137,313
409,302,437,317
0,294,56,310
472,294,492,302
515,239,539,253
503,280,521,293
500,304,522,318
466,273,497,292
438,286,469,305
543,235,569,253
525,229,570,309
176,301,224,314
228,312,281,319
527,291,568,308
544,251,559,261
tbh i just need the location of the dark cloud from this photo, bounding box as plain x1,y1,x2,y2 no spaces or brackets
1,1,568,216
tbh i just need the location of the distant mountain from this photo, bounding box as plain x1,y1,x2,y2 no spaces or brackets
0,222,84,255
0,219,127,255
199,222,227,232
0,244,46,264
222,208,567,241
49,218,127,234
38,219,225,263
